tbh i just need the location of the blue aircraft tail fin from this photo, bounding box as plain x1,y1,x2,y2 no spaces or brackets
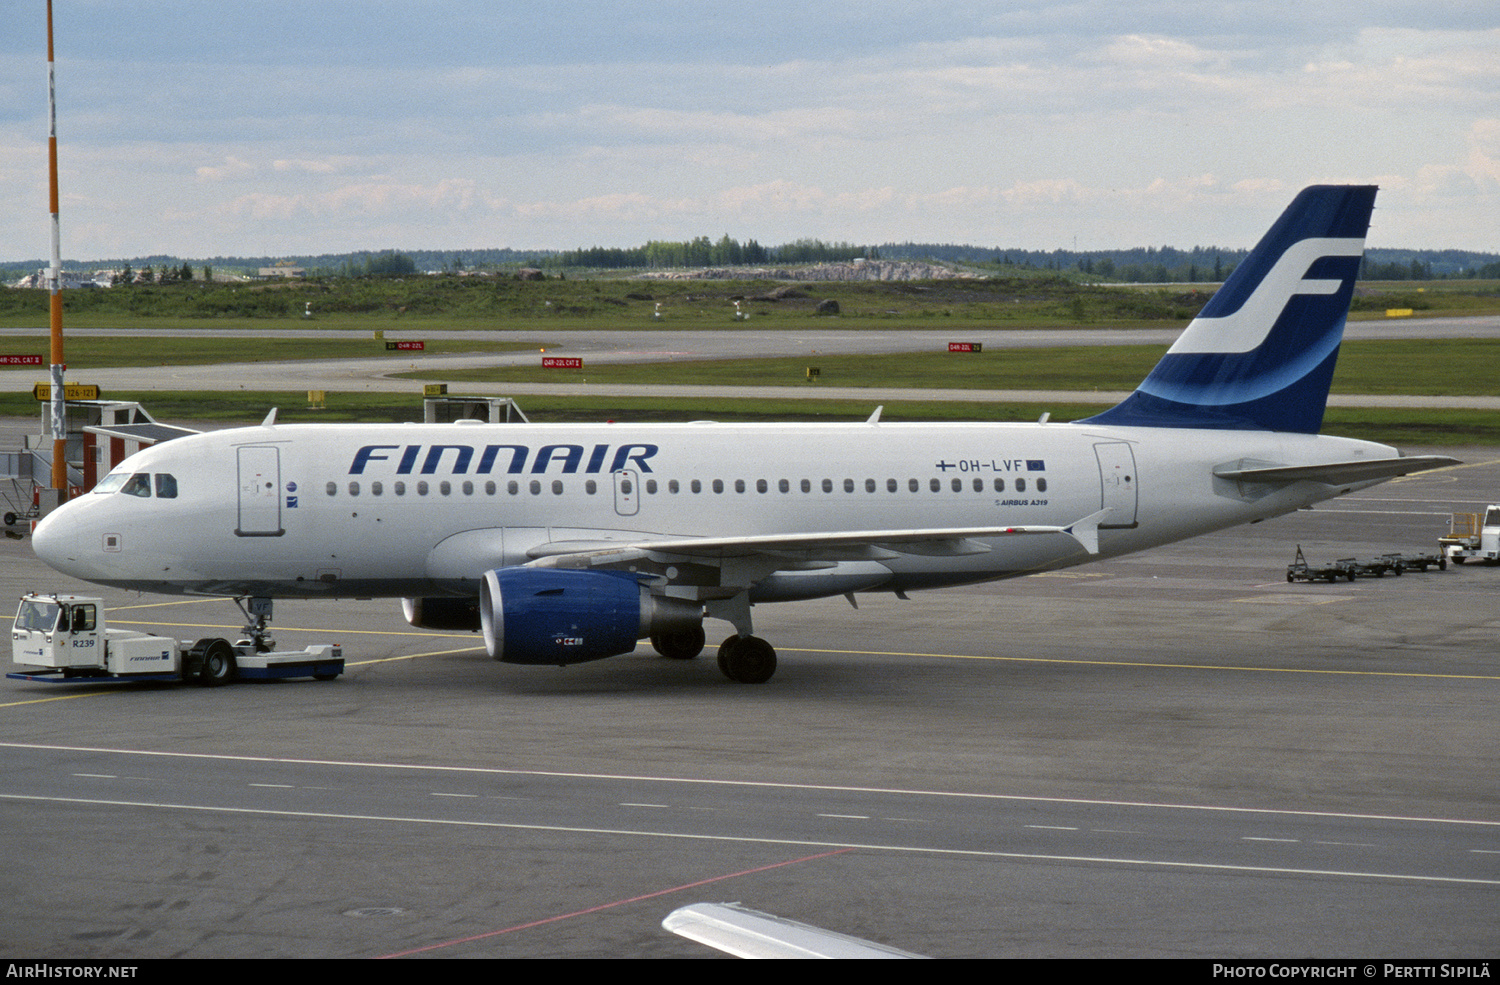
1078,185,1376,433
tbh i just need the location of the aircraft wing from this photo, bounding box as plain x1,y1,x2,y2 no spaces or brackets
1213,455,1460,486
528,510,1110,570
662,903,925,959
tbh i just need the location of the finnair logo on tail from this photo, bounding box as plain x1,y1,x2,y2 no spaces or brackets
1167,237,1364,355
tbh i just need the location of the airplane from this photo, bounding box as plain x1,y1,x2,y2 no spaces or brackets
29,185,1458,684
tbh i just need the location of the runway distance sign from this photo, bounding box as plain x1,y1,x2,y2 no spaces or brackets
32,383,100,400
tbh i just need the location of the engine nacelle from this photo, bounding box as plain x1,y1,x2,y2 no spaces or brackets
480,568,702,665
402,596,482,631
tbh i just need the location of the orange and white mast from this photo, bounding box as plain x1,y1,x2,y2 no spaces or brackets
46,0,67,493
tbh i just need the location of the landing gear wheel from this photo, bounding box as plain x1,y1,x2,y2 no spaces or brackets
716,635,777,684
651,625,706,660
197,639,237,687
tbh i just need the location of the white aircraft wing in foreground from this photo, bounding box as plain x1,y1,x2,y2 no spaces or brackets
662,902,925,959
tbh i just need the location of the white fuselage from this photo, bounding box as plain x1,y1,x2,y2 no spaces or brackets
31,419,1398,601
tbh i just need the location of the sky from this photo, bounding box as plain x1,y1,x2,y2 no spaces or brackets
1,1,1497,261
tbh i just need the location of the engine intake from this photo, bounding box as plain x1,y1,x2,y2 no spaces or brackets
481,568,702,665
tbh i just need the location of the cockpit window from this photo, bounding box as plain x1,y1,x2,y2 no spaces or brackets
155,474,178,499
121,473,152,498
93,472,129,494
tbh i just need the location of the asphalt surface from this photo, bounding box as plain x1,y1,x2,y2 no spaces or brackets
1,445,1496,959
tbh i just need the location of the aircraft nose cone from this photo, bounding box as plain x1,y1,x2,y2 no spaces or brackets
30,507,75,570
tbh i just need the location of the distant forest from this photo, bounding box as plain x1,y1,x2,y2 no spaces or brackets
4,238,1498,284
874,243,1500,282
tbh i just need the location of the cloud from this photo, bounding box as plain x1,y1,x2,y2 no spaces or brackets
196,156,257,182
4,3,1498,255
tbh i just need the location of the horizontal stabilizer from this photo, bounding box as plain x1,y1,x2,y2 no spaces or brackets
1213,455,1459,486
1064,508,1111,556
662,903,924,959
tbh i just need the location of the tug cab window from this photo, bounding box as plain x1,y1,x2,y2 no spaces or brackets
60,603,96,632
16,599,60,633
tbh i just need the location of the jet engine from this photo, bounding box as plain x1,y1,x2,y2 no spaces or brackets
401,596,481,631
481,568,703,665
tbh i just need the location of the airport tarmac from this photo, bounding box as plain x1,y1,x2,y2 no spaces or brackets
0,443,1495,959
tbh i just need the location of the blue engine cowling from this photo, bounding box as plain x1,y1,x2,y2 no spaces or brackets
402,596,481,631
480,568,702,665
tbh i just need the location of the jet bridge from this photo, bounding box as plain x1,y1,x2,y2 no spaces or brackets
2,399,197,525
423,395,529,424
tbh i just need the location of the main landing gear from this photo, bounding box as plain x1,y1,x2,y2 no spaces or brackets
650,625,777,683
650,594,779,684
716,635,777,684
650,625,706,661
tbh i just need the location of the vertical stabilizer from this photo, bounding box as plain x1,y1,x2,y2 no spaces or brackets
1079,185,1376,433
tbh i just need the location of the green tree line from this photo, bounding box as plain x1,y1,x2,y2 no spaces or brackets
547,236,872,269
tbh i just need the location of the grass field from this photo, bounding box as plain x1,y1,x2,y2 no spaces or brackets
1,281,1494,445
2,274,1496,331
403,338,1500,398
1,329,1494,397
1,387,1493,447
